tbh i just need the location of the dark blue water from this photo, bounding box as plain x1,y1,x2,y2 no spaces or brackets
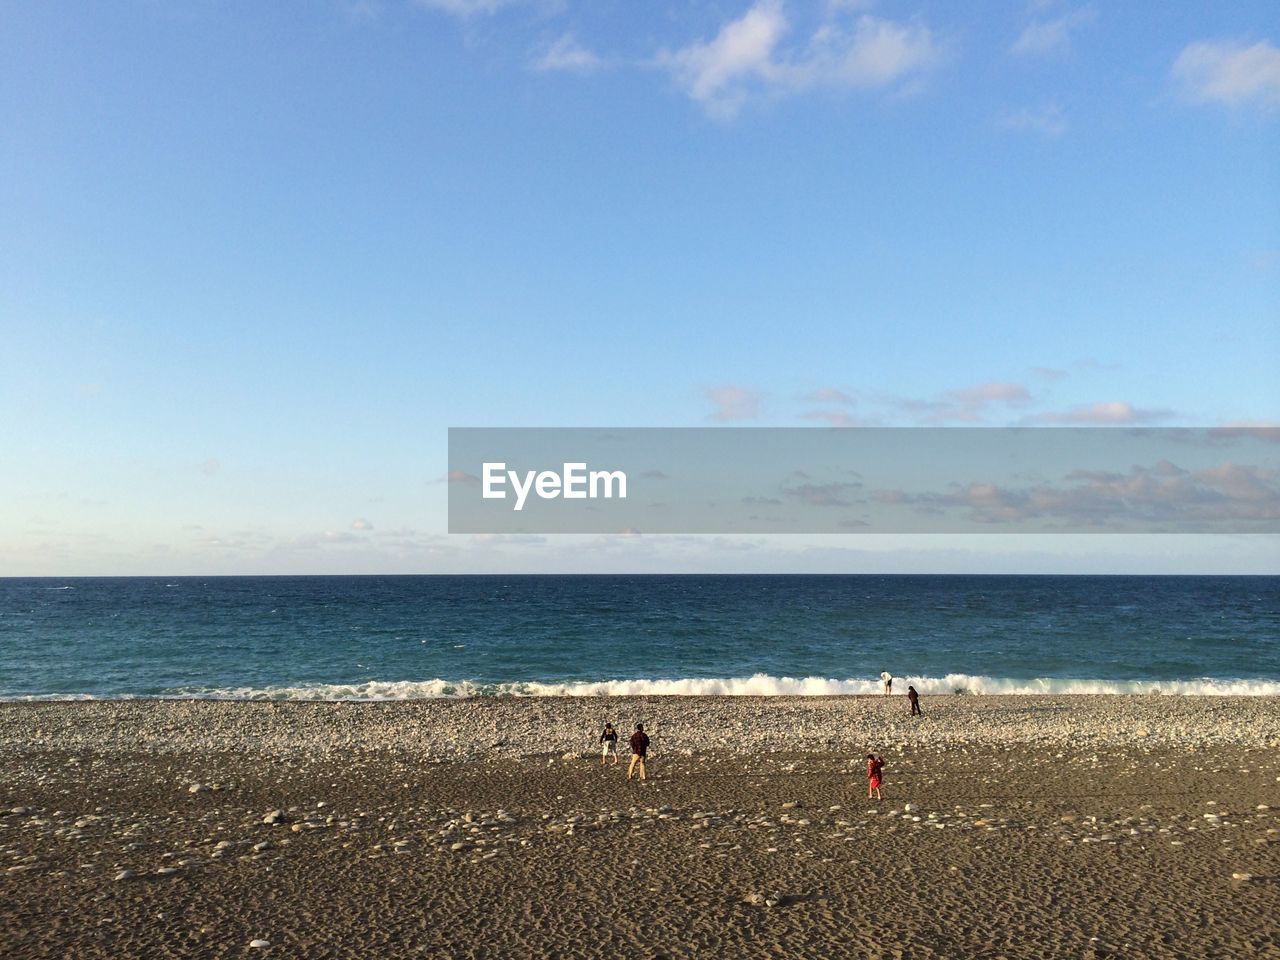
0,575,1276,698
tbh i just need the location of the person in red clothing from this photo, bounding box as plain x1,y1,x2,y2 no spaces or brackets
627,723,650,781
866,753,884,800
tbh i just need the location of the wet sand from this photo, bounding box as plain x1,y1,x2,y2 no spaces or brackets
2,696,1279,959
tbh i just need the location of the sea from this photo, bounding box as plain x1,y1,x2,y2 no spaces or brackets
1,575,1277,700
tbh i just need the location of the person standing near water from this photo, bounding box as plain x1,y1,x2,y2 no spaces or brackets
907,685,921,716
880,672,893,696
600,722,619,765
627,723,650,781
866,753,884,800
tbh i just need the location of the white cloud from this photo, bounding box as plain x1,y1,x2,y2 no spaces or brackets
998,102,1067,137
1011,6,1095,57
804,14,940,89
1171,39,1280,110
659,2,941,117
660,0,789,117
706,384,763,422
534,33,604,74
1027,401,1174,425
413,0,519,15
351,518,374,531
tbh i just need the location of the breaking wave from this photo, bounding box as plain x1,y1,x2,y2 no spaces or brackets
70,673,1280,700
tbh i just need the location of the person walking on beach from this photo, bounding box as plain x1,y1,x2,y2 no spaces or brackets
628,723,650,781
600,722,619,765
867,753,884,800
880,671,893,696
907,685,921,716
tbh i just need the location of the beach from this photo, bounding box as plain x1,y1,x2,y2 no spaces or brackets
3,696,1279,959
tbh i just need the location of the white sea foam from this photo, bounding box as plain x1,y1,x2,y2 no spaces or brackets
8,674,1280,702
114,673,1280,701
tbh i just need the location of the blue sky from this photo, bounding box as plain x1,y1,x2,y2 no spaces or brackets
1,0,1277,574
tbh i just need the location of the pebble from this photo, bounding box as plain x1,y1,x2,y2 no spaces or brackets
3,696,1279,759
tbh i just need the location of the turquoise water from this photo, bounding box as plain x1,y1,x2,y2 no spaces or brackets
1,575,1277,699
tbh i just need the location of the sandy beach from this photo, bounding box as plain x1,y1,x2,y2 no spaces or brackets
2,695,1279,959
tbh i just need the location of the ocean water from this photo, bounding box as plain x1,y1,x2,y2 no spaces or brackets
0,575,1277,699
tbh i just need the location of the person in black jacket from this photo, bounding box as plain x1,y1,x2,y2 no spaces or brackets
627,723,650,781
907,685,922,716
600,722,619,765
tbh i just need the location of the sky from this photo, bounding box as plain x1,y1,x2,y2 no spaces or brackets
1,0,1278,575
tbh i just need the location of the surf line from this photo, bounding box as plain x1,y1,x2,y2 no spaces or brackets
482,462,627,512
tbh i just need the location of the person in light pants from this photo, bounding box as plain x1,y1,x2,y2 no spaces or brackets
600,722,619,765
627,723,649,781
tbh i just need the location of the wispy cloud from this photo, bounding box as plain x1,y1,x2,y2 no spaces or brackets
783,479,862,507
342,0,382,23
412,0,520,16
533,33,604,74
351,518,374,531
471,533,548,546
283,530,364,550
896,381,1032,424
799,409,876,428
1220,421,1280,437
804,387,856,406
998,102,1067,137
1026,401,1175,425
658,1,941,118
800,386,872,427
872,460,1280,528
1032,366,1069,381
1250,249,1280,272
952,382,1032,406
1011,6,1096,58
1171,39,1280,111
706,384,763,422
